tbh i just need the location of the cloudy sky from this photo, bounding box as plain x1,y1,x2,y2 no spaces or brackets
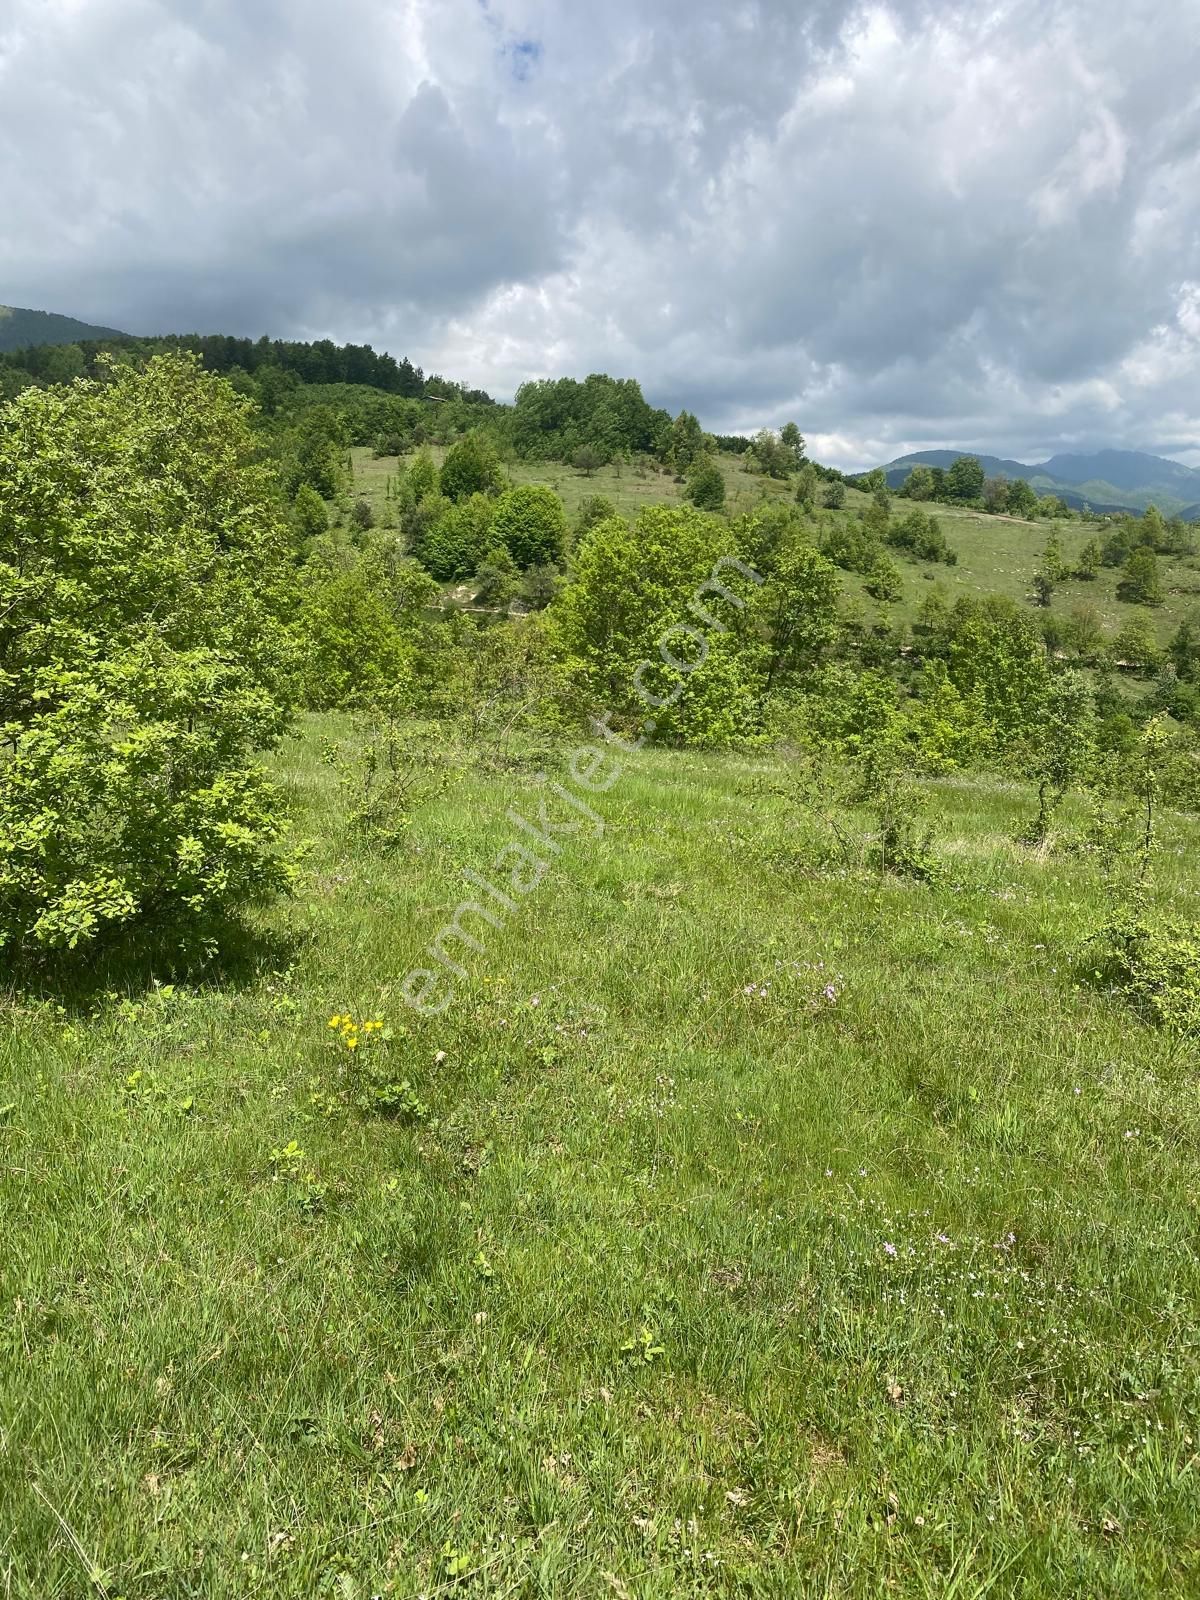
2,0,1199,468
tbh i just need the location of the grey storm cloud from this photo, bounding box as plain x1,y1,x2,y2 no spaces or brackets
1,0,1199,467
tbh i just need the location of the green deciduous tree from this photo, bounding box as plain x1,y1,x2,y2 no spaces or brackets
439,432,503,502
1020,671,1096,843
865,554,903,602
0,355,297,954
946,455,985,503
667,411,706,473
473,544,521,609
756,544,841,694
1119,546,1164,606
1075,539,1101,580
1005,479,1038,517
293,483,329,541
406,447,441,503
551,505,764,746
983,476,1010,513
490,484,568,570
780,422,806,467
685,456,727,511
903,465,936,502
295,566,413,709
941,597,1051,746
411,493,495,581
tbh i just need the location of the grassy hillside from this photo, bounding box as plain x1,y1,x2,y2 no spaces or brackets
0,304,126,353
845,503,1200,645
350,444,797,526
3,719,1198,1596
352,448,1200,645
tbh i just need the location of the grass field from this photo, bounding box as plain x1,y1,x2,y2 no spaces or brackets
3,719,1199,1596
348,448,1200,649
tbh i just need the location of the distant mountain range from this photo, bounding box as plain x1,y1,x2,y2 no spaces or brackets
0,304,126,354
882,448,1200,522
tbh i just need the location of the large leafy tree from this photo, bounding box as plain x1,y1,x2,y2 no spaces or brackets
0,355,297,953
946,455,986,503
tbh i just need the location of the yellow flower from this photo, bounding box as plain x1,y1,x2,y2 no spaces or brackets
346,1037,359,1051
328,1015,342,1028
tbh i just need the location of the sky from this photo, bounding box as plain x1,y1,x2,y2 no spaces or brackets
1,0,1199,469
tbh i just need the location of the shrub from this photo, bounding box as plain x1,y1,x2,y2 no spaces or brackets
293,484,329,541
552,504,764,746
849,735,939,882
490,484,568,570
351,498,376,531
685,457,726,511
440,432,503,503
473,545,520,609
1118,547,1164,606
1089,915,1200,1034
519,564,564,612
575,496,618,538
1018,671,1096,844
887,510,956,565
411,494,495,581
865,554,903,602
295,567,413,709
324,696,454,853
821,522,881,576
406,448,441,503
0,355,297,954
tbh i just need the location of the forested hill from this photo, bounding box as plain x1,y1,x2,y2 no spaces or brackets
0,329,493,407
0,332,688,466
0,304,126,353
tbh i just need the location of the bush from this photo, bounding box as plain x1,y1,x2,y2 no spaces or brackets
575,496,618,537
0,356,297,954
411,494,495,581
440,432,503,502
490,484,568,570
406,448,441,503
519,564,564,612
293,484,329,541
821,522,881,576
473,545,520,609
865,554,903,602
1089,915,1200,1034
1118,547,1164,606
294,567,413,710
552,504,764,747
685,457,726,511
352,498,375,531
887,510,957,565
324,697,454,853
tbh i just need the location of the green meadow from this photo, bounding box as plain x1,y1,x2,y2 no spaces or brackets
3,719,1198,1597
351,447,1200,646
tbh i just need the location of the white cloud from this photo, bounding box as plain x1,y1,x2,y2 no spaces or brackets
1,0,1199,468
